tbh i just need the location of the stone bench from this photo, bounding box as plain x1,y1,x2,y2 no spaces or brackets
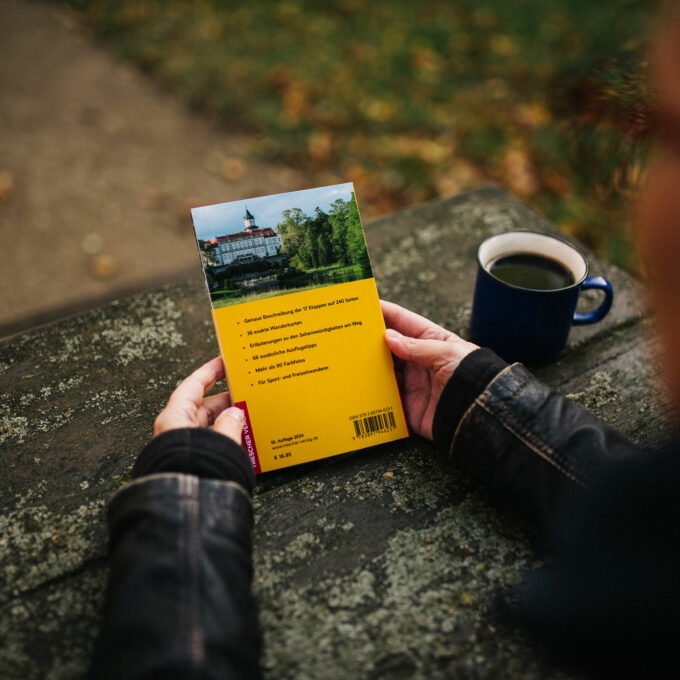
0,186,670,679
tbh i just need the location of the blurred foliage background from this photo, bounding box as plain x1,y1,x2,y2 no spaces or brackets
66,0,662,273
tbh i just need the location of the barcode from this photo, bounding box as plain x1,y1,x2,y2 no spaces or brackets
353,411,397,438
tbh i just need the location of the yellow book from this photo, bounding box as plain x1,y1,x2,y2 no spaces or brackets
191,183,408,473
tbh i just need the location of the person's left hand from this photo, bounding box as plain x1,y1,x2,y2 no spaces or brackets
153,356,245,445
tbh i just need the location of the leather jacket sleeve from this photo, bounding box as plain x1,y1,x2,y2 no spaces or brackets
88,429,261,680
432,348,643,537
434,349,680,669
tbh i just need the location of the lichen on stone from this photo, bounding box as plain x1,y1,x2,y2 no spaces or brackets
0,404,29,446
19,393,35,407
482,211,519,233
35,408,75,433
0,499,106,602
416,223,443,246
249,438,548,679
13,480,48,510
85,389,142,424
417,270,437,283
566,370,619,410
56,375,84,393
254,491,538,680
373,235,425,280
97,295,185,366
50,335,82,364
0,566,106,680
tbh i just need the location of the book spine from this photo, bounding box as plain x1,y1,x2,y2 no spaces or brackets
235,400,261,474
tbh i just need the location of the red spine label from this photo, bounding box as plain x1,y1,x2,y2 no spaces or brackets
235,401,261,474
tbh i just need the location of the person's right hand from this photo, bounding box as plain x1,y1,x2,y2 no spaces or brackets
381,300,478,440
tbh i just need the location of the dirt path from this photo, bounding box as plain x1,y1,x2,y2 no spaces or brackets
0,0,305,338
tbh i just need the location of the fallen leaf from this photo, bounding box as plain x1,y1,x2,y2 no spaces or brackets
0,171,14,203
91,254,118,280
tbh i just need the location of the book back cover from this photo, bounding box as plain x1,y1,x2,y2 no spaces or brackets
191,183,408,473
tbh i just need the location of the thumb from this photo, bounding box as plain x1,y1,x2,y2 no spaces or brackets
384,328,450,368
213,406,245,445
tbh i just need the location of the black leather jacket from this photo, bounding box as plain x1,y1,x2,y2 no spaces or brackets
434,349,680,671
434,349,644,534
88,429,261,680
89,349,679,676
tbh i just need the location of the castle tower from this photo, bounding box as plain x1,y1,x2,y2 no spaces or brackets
244,206,257,232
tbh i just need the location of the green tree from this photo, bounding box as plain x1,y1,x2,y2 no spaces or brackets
317,233,332,266
344,193,372,277
277,197,370,274
277,207,308,269
328,198,352,265
311,207,333,267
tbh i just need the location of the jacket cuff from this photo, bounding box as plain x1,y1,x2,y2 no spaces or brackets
432,347,508,454
132,428,255,495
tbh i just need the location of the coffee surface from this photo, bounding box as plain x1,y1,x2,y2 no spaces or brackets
488,252,574,290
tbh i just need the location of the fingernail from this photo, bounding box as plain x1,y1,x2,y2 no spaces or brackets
226,407,245,424
385,329,402,340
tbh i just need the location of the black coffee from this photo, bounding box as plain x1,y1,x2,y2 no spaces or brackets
488,252,574,290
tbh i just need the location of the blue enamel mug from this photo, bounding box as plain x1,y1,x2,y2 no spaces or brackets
471,231,613,363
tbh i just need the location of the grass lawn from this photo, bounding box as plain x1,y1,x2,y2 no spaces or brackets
67,0,662,272
212,279,356,309
211,262,367,308
296,263,365,279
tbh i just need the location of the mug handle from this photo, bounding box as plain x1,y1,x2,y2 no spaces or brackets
572,276,614,325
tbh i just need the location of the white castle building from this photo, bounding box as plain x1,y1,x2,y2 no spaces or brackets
208,207,282,266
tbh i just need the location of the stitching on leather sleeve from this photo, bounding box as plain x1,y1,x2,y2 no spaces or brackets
449,363,519,458
109,473,253,507
449,400,477,458
482,373,589,486
449,364,589,488
185,475,205,674
477,393,588,488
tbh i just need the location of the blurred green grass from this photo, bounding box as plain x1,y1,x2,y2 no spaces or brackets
66,0,660,272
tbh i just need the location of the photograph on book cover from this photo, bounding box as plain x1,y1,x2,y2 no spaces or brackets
191,184,409,473
193,184,373,309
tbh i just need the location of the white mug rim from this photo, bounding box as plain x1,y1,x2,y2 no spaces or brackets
477,230,588,292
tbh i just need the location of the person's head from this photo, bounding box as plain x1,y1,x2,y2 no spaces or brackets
637,2,680,420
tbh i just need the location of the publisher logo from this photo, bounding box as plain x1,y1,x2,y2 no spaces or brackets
235,401,261,474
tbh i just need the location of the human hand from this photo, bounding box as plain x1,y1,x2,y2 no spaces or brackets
381,300,478,440
153,356,245,445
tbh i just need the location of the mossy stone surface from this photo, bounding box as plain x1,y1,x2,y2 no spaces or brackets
0,188,669,679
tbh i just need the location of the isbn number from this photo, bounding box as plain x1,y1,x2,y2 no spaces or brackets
352,411,396,438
